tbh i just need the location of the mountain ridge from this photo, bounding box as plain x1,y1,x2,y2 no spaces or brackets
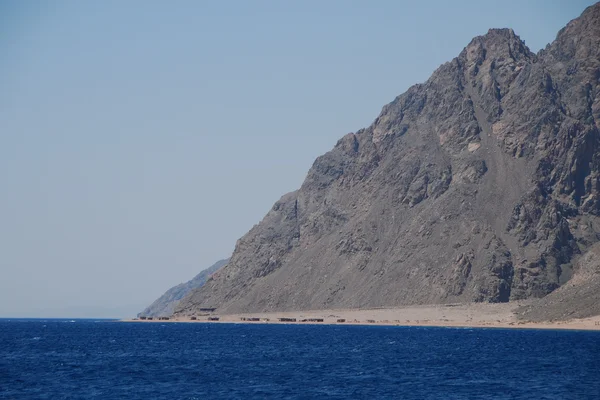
175,3,600,318
139,258,228,317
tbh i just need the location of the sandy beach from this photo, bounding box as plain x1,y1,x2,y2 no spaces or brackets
124,302,600,331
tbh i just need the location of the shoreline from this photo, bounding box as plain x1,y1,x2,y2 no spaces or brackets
122,303,600,331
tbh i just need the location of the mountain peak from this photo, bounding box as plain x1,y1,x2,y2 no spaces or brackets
173,3,600,318
546,1,600,61
559,0,600,38
460,27,533,70
484,27,517,39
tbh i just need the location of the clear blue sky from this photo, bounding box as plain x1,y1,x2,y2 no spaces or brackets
0,0,595,318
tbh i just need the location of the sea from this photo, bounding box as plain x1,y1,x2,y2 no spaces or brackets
0,319,599,399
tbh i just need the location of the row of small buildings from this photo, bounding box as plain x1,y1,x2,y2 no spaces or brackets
197,316,346,323
135,315,352,323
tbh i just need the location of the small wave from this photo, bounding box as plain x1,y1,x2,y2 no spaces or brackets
31,337,41,340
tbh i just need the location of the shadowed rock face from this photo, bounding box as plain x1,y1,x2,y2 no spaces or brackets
139,259,228,317
175,3,600,316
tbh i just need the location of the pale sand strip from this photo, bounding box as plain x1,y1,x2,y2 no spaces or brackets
123,303,600,331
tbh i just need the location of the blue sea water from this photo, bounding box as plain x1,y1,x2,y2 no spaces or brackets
0,320,599,399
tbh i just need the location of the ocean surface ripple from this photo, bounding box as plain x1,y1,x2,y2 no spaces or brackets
1,320,599,399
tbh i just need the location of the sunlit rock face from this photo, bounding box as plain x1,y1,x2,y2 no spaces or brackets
175,4,600,316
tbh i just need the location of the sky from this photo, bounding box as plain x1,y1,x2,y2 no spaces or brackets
0,0,595,318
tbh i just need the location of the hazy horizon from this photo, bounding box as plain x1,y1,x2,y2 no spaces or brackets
1,0,595,318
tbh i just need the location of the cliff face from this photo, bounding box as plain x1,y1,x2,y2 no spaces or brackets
139,259,228,317
175,4,600,316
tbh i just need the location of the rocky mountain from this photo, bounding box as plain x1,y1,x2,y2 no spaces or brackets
175,3,600,318
139,258,228,317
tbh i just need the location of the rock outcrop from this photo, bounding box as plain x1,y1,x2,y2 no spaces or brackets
516,243,600,321
139,259,228,317
175,3,600,317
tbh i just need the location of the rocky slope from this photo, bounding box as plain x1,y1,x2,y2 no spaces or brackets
139,259,228,317
516,243,600,321
175,3,600,318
